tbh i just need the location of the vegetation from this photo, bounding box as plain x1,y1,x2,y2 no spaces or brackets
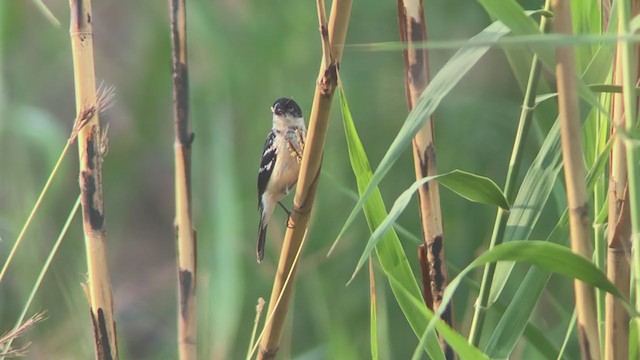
1,0,639,359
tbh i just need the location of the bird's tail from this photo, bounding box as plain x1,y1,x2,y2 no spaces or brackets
257,224,267,263
257,196,275,263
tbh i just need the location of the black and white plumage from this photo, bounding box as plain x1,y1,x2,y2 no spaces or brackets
257,97,306,263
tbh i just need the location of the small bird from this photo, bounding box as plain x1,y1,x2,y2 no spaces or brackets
257,97,307,263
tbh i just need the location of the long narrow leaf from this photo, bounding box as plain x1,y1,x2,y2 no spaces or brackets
349,170,508,282
339,84,491,359
338,83,444,360
484,268,550,358
489,33,616,304
478,0,605,113
368,259,378,360
333,19,512,254
418,241,635,356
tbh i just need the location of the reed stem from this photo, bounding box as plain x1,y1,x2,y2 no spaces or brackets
468,1,550,345
69,1,119,357
256,1,352,358
553,1,601,358
169,0,197,358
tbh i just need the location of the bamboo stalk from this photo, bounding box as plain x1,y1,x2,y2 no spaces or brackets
616,0,640,351
68,1,118,358
603,3,639,356
552,1,601,359
256,1,351,358
395,1,452,358
169,0,197,358
468,1,550,345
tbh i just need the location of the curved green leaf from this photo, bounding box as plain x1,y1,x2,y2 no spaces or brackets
417,241,634,356
348,170,508,282
338,83,445,360
340,83,494,360
484,268,550,358
333,19,512,255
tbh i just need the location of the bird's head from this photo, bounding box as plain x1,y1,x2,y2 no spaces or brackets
271,97,302,119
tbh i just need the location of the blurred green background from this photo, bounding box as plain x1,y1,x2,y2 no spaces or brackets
0,0,572,359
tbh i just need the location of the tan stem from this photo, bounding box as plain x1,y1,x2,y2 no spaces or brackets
169,0,197,359
553,1,601,359
604,2,639,358
256,1,352,358
68,1,119,359
396,1,453,358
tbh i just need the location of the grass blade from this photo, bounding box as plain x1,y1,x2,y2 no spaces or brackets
419,241,635,354
369,258,378,360
484,268,550,358
337,83,445,360
0,195,80,359
348,169,508,282
332,19,511,254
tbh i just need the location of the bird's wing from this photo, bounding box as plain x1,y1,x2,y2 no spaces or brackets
257,130,277,207
286,126,306,162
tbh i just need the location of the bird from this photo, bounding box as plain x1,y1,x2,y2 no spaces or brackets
257,97,307,263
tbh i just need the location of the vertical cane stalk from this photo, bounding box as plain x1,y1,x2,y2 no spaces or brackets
468,1,550,345
256,1,351,358
68,1,118,358
396,1,452,357
169,0,197,358
617,0,640,351
603,3,639,358
552,1,601,358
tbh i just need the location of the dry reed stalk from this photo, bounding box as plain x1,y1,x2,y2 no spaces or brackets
68,1,118,358
605,1,639,359
395,1,452,358
169,0,197,358
552,1,601,359
256,1,352,358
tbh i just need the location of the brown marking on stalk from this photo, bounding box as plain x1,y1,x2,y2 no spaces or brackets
418,244,433,309
319,64,337,97
173,63,191,145
71,0,83,30
78,131,105,230
569,204,590,229
397,3,454,357
577,325,592,360
609,184,631,248
178,269,194,319
260,347,279,360
90,308,113,360
428,235,445,299
320,24,329,39
408,18,428,88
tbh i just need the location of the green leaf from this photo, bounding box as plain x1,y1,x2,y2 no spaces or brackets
439,171,509,209
631,318,639,360
488,25,616,305
349,169,508,282
339,84,492,360
535,85,640,105
483,135,613,358
477,0,607,116
369,260,378,360
556,310,577,360
417,241,634,356
484,268,550,358
488,121,563,304
333,19,511,255
338,83,444,360
379,275,488,360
